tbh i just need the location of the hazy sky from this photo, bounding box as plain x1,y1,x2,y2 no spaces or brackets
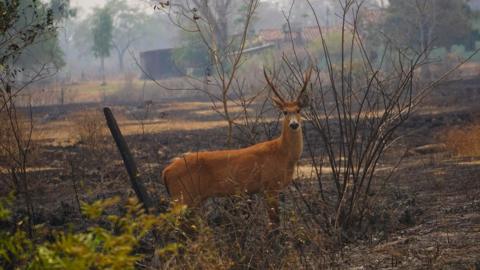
70,0,281,14
71,0,107,11
69,0,377,18
70,0,152,16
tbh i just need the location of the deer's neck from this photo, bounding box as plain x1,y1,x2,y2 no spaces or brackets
279,121,303,164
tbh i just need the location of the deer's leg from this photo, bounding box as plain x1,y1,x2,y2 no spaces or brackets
265,191,280,227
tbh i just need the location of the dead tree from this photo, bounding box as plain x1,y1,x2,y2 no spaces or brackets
103,107,154,212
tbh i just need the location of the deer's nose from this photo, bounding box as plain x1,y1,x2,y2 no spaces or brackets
289,122,299,130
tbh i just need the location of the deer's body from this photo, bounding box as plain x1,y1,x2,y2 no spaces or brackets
163,117,303,200
162,68,312,225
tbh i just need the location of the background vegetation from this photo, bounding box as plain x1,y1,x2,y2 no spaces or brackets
1,0,480,269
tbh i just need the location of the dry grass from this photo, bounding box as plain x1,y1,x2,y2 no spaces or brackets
65,77,198,104
3,103,479,269
0,110,39,168
443,123,480,157
0,112,16,162
4,74,479,268
23,78,166,106
30,101,272,143
69,109,107,150
32,117,223,143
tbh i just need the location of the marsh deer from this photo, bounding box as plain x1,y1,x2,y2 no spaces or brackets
162,67,312,225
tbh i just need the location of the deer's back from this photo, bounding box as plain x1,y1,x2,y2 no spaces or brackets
162,140,286,205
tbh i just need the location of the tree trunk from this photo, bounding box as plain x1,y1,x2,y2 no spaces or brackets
216,1,230,56
103,107,154,212
119,53,124,73
60,87,65,105
101,57,106,85
117,47,126,73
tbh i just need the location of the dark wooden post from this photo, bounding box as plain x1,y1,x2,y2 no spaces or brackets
103,107,153,212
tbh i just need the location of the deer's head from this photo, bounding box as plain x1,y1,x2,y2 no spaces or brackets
264,67,313,131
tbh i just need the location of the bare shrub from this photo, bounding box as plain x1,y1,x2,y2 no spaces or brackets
0,108,37,172
0,112,20,167
290,0,477,242
197,195,335,269
108,73,141,104
269,0,454,241
70,109,107,152
443,123,480,157
129,100,154,138
431,52,465,80
123,72,137,91
155,0,260,144
153,216,234,270
0,101,37,237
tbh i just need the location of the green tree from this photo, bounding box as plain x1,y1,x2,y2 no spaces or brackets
159,0,259,144
0,0,64,236
105,0,150,73
91,6,113,85
378,0,474,80
308,31,356,64
383,0,473,53
1,0,67,76
173,32,210,75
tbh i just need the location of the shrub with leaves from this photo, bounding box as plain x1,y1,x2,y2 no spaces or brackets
29,197,187,269
1,195,230,269
0,194,34,269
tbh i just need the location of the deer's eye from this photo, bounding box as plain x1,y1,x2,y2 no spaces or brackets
283,111,288,115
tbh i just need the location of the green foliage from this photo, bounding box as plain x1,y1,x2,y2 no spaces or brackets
307,30,358,67
91,7,113,59
0,229,32,268
383,0,474,51
49,0,76,21
30,198,187,269
1,0,52,70
308,31,353,56
104,0,151,71
33,199,137,268
173,32,211,75
0,196,192,270
0,194,34,269
105,0,149,46
0,195,12,220
234,3,258,34
74,0,159,72
0,0,67,72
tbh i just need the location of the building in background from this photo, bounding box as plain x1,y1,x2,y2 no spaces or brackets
139,48,183,80
139,25,339,80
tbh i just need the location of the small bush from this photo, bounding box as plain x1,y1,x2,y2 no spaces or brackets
70,109,106,150
0,194,233,270
0,110,36,168
30,197,149,269
0,194,35,269
443,123,480,157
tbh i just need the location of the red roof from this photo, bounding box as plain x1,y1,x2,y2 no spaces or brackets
258,26,340,44
258,29,285,43
303,26,321,42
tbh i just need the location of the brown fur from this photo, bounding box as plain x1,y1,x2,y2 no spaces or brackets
162,102,304,224
161,67,312,225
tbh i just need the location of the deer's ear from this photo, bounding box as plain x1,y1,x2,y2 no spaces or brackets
297,94,310,108
272,96,284,108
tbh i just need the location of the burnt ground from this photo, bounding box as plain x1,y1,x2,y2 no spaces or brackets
1,78,480,269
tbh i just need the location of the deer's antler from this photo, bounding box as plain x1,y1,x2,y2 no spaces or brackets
297,65,313,101
264,68,285,103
